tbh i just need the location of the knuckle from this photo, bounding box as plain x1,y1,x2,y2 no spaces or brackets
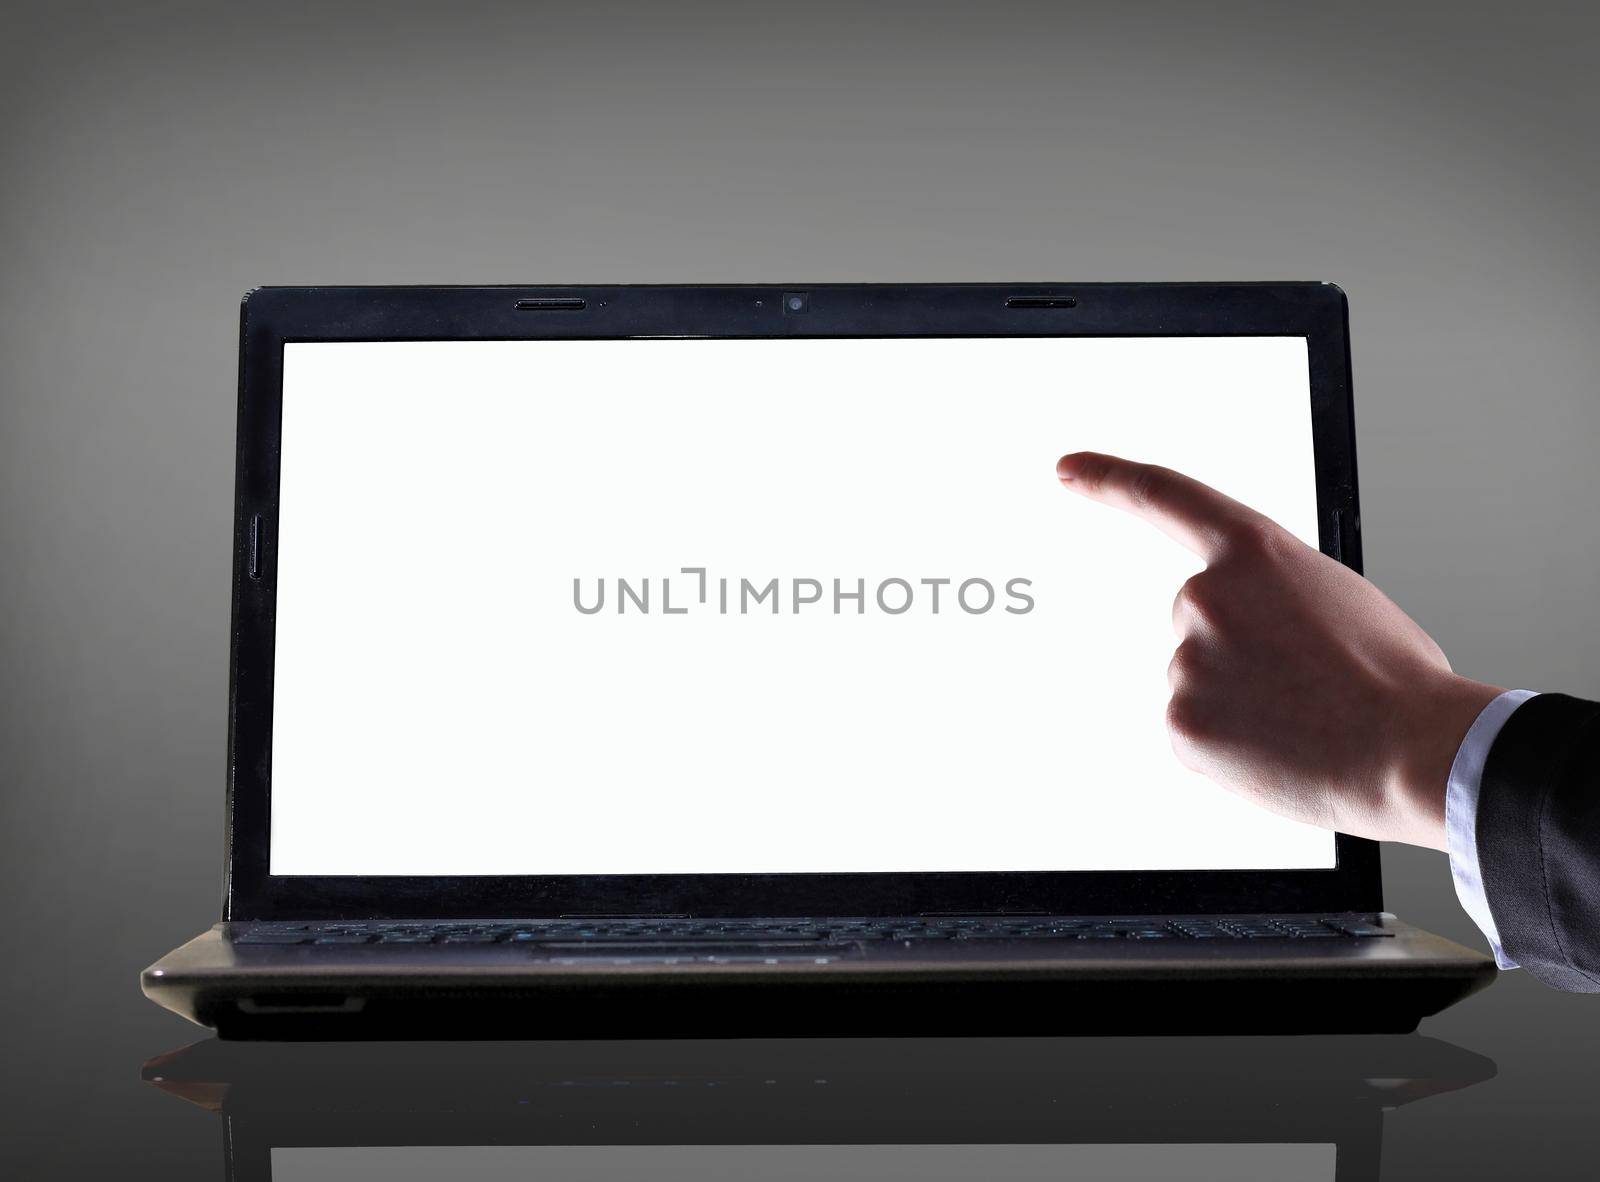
1166,638,1202,688
1126,465,1169,509
1165,693,1209,745
1228,518,1284,562
1175,574,1221,625
1166,705,1204,769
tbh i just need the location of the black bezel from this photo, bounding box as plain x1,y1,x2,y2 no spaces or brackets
224,283,1378,921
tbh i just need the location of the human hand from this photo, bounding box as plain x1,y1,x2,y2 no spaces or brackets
1056,451,1503,850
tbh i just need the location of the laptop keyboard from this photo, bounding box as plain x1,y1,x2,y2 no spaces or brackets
232,915,1394,945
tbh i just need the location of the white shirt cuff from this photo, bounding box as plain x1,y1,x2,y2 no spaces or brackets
1445,688,1538,970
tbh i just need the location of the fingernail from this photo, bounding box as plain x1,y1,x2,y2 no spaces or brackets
1056,454,1078,481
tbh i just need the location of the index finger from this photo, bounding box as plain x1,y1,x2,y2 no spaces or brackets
1055,451,1264,562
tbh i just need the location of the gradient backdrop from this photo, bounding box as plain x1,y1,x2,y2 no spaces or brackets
3,1,1598,1177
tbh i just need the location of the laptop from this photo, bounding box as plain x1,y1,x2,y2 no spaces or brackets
141,1034,1496,1181
141,283,1495,1038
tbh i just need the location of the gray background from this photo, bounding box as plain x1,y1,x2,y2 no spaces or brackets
2,0,1597,1177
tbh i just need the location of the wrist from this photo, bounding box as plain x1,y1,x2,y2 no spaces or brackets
1388,673,1504,851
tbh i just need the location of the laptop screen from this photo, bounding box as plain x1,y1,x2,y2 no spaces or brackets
268,337,1335,876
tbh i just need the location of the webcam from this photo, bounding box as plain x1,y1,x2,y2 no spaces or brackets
782,291,809,314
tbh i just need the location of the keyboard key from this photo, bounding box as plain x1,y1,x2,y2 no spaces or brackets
1335,922,1395,937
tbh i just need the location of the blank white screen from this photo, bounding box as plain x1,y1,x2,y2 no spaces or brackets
270,337,1335,875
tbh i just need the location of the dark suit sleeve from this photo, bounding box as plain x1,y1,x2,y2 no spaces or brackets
1477,692,1600,991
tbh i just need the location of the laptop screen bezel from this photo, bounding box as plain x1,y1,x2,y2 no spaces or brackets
224,283,1379,921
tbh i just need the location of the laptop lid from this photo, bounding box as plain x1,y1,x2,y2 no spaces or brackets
224,283,1377,920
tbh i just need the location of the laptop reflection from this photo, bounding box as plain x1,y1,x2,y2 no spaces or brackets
144,1034,1494,1181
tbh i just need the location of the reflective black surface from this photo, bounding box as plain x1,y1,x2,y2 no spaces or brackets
15,988,1600,1180
144,1035,1488,1181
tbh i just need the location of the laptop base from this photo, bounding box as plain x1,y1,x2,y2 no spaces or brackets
143,915,1495,1040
